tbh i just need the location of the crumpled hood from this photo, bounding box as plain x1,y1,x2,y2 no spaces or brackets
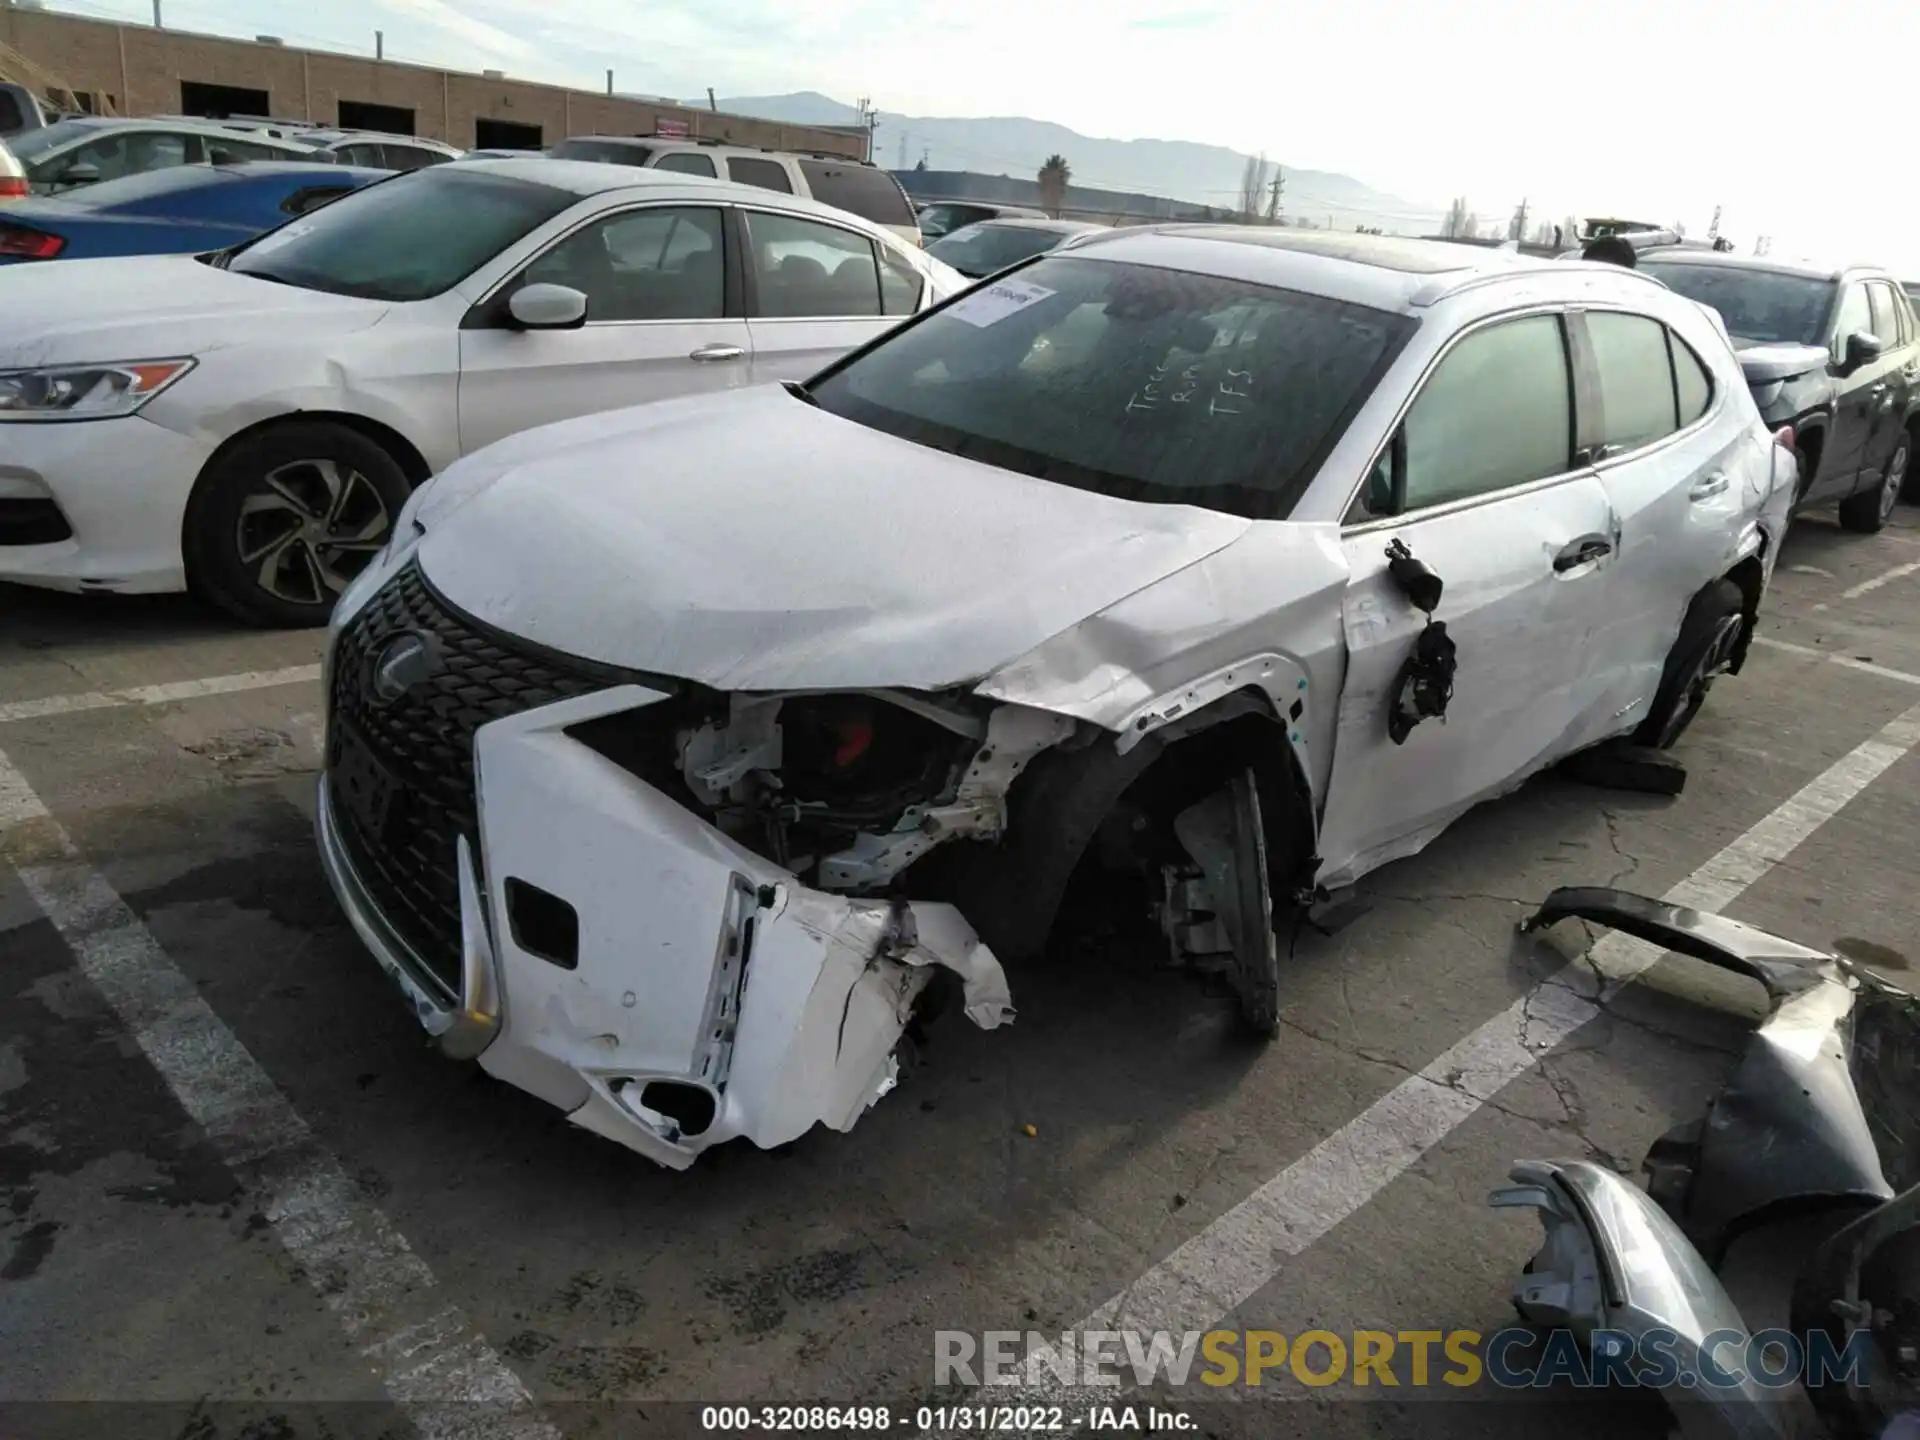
413,384,1252,691
0,254,389,363
1730,338,1830,384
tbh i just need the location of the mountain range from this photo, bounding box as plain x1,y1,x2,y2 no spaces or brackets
701,92,1444,233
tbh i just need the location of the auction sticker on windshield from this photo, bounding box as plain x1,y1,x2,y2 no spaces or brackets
950,278,1055,327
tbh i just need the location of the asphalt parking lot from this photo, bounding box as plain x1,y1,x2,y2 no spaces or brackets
4,509,1920,1440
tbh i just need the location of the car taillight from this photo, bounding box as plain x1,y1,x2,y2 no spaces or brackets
0,225,64,259
0,176,27,200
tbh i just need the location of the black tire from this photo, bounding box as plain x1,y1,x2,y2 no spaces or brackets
1837,433,1907,534
1633,580,1745,750
183,421,410,628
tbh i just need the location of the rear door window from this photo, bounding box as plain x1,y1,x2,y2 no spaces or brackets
726,156,793,193
878,245,922,315
1670,330,1714,425
652,151,716,177
1587,311,1679,453
745,212,882,317
796,160,915,228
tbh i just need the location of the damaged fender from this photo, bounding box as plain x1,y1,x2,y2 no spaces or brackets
1520,886,1917,1264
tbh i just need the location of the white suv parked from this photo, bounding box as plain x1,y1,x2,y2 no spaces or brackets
547,136,921,247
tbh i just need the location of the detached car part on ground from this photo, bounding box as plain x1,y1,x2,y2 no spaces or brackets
1499,888,1919,1439
318,228,1797,1169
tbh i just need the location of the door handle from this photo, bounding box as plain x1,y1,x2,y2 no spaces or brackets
689,343,746,362
1689,472,1729,501
1552,536,1612,572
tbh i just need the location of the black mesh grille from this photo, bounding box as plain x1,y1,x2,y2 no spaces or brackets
325,561,621,995
0,498,74,546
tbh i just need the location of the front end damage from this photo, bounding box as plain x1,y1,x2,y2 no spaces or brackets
1500,888,1920,1438
317,560,1308,1166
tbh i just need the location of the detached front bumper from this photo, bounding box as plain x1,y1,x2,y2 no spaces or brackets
317,685,1013,1170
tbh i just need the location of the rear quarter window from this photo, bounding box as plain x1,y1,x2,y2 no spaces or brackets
727,156,793,193
0,93,23,133
797,160,914,228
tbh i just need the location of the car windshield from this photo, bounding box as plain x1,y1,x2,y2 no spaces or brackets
5,118,102,162
1639,261,1835,346
929,224,1079,278
808,256,1414,521
226,167,576,301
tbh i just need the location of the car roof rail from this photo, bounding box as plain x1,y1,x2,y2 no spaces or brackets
1410,259,1672,308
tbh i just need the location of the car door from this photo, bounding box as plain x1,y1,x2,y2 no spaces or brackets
1577,308,1741,739
1316,311,1621,887
1861,282,1913,482
1817,280,1880,499
455,202,752,454
741,209,916,383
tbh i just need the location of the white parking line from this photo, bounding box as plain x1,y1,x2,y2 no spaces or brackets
1840,558,1920,601
0,664,321,724
0,743,550,1437
1751,635,1920,687
989,696,1920,1417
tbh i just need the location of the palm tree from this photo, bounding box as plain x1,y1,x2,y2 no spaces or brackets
1037,154,1071,219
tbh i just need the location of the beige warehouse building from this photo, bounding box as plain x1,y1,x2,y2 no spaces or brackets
0,7,863,159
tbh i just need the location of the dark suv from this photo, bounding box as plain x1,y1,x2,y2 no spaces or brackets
1639,252,1918,533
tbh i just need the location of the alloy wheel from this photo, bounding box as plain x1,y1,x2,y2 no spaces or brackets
1882,441,1910,523
1653,613,1745,749
234,459,393,608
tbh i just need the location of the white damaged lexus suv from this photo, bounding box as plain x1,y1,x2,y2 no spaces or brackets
318,228,1796,1169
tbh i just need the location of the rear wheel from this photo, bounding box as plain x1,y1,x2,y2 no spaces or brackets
183,422,408,628
1633,580,1745,750
1837,435,1907,534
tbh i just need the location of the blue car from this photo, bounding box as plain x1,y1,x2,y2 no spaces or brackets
0,160,389,263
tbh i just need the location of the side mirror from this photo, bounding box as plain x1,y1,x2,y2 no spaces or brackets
1843,331,1884,373
507,283,588,331
59,161,101,186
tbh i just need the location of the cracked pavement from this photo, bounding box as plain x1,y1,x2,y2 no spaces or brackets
3,509,1920,1435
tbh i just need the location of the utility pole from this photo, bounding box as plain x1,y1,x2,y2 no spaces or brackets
706,87,717,112
605,69,613,96
1265,169,1284,224
1510,197,1529,242
152,0,162,26
855,96,877,164
375,30,384,60
1708,204,1722,241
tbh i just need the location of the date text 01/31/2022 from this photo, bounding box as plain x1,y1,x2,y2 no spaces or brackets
699,1406,1197,1431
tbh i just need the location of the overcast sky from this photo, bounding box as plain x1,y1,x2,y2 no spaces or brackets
44,0,1920,272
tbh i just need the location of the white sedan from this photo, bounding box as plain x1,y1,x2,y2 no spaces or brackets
318,229,1797,1168
0,160,963,625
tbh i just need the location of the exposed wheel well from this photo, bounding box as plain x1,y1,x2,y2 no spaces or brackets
934,692,1316,961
